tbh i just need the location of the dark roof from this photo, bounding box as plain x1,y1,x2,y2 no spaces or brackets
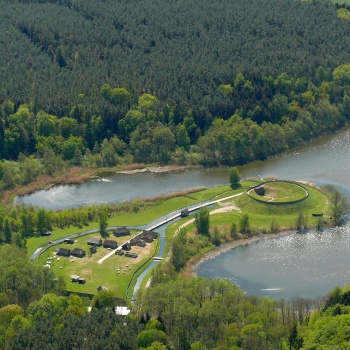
71,248,86,257
87,237,102,246
142,230,158,239
64,239,74,244
121,243,131,251
57,248,71,256
90,246,97,253
113,227,130,237
97,285,107,291
136,240,146,247
103,240,118,249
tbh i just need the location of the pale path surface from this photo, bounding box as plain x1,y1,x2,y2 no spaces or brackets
98,192,243,264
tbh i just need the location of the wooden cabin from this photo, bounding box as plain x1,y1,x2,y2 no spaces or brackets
57,248,71,257
130,238,139,246
87,237,102,246
71,248,86,258
103,239,118,249
112,227,131,237
142,230,158,239
121,243,131,251
71,275,80,282
136,240,146,247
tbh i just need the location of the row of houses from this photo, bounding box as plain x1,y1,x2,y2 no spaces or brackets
57,248,86,258
87,237,118,249
57,229,158,259
130,230,158,247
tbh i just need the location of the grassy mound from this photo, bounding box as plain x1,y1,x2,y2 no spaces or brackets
248,181,308,204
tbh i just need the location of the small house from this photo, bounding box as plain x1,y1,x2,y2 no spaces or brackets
122,243,131,251
90,246,97,254
112,227,130,237
130,237,139,246
103,239,118,249
97,285,107,291
57,248,71,257
64,239,74,244
71,248,86,258
142,230,158,239
181,209,190,217
143,235,153,243
71,275,80,282
116,250,124,256
87,237,102,246
78,278,86,284
136,240,146,247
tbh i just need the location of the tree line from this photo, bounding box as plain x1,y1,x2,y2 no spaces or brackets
2,64,350,198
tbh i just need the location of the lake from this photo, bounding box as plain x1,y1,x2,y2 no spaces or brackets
16,125,350,299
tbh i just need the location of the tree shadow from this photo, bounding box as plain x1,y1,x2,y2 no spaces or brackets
230,183,242,190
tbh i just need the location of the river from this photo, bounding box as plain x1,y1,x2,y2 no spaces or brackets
17,126,350,299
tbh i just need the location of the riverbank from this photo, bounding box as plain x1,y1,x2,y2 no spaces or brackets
184,230,294,278
2,163,195,205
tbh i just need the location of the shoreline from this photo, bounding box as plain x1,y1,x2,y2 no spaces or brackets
185,230,295,278
3,164,196,205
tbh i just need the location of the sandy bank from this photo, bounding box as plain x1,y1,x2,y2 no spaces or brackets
116,165,194,174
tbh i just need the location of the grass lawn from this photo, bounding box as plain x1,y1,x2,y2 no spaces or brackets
38,234,157,297
209,184,332,232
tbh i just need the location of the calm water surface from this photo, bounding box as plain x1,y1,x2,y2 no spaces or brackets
196,227,350,300
16,126,350,299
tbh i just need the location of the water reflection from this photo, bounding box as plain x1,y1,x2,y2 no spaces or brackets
15,126,350,209
196,224,350,300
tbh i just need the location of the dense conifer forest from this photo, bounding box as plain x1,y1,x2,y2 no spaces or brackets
1,0,350,177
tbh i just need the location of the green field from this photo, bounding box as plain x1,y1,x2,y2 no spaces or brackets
209,184,331,232
248,181,308,203
38,233,157,297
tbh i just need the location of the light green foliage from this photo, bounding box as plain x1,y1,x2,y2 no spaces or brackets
171,228,189,271
91,290,116,310
196,207,210,236
100,84,131,105
333,64,350,86
293,284,350,348
239,213,250,233
138,93,158,113
35,111,59,137
152,125,176,163
337,8,350,20
66,294,87,317
218,84,233,95
229,166,241,185
0,305,24,329
177,124,190,151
